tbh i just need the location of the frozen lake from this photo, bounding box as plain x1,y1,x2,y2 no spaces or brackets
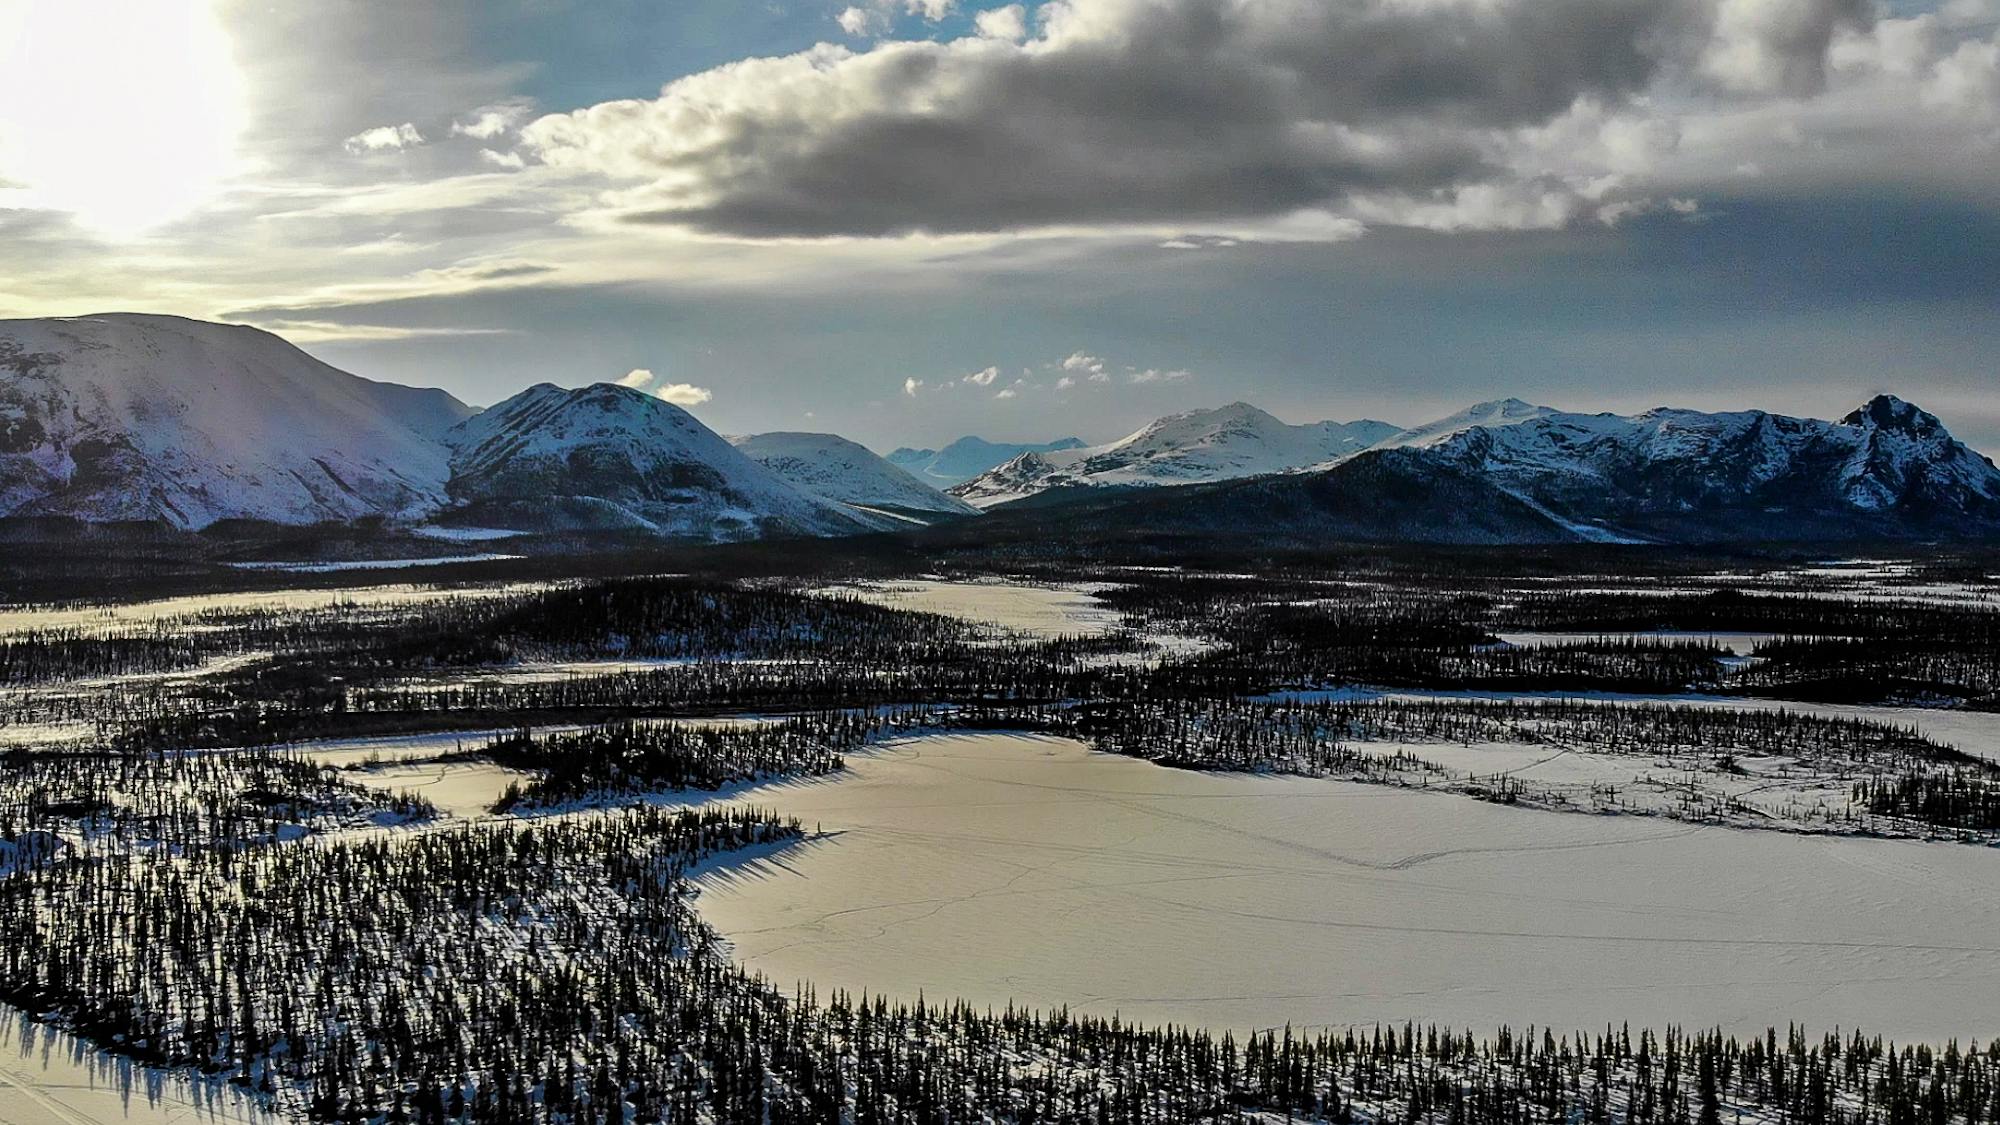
835,579,1125,639
0,583,537,639
694,732,2000,1041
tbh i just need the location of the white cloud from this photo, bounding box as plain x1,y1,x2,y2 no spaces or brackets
994,386,1018,399
838,0,952,37
837,6,882,36
252,319,513,344
1925,34,2000,116
1127,368,1191,384
453,101,533,140
656,382,714,406
618,368,656,388
965,365,1000,386
903,376,924,396
1054,374,1076,389
342,123,424,153
522,0,1917,241
479,149,527,170
973,4,1026,41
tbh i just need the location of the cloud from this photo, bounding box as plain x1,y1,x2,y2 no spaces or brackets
342,123,424,153
838,0,955,37
615,367,711,405
973,5,1028,42
452,100,534,140
914,351,1190,400
837,6,882,37
250,319,514,344
655,382,714,406
519,0,1913,241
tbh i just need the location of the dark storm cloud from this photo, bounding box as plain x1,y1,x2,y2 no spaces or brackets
522,0,1870,238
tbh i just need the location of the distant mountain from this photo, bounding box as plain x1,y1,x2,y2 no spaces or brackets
445,383,873,540
0,313,471,529
968,395,2000,544
1357,395,2000,540
885,436,1087,487
950,402,1399,508
731,431,980,525
7,313,1996,548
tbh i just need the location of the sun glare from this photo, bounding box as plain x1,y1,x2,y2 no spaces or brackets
0,0,245,236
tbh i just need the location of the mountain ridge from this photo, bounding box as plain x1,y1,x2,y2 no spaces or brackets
731,431,980,524
975,393,2000,545
0,313,472,529
445,383,874,540
885,436,1087,487
950,402,1401,508
3,314,1995,546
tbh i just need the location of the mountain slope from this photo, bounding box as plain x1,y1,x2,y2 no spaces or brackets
0,313,472,529
731,431,980,524
990,395,2000,545
885,436,1087,487
937,446,1579,547
950,403,1399,508
1357,395,2000,540
445,383,875,540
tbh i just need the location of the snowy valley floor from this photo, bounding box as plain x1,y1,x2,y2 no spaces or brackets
689,732,2000,1041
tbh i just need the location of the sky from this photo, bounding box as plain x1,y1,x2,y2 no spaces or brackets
0,0,1996,453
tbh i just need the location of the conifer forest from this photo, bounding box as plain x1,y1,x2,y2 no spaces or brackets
3,549,2000,1122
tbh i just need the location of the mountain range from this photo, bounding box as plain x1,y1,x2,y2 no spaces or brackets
949,402,1400,508
964,394,2000,545
4,312,1997,546
885,437,1087,487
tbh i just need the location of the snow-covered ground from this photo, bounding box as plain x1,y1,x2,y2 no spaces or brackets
0,583,538,639
345,760,532,819
0,1007,273,1124
409,526,523,542
224,555,521,573
834,579,1128,639
692,732,2000,1041
1349,687,2000,765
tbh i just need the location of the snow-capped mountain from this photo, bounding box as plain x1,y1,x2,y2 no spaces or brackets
1351,394,2000,540
950,403,1399,508
0,313,472,528
885,436,1087,487
445,383,874,540
7,312,1995,547
1001,395,2000,544
731,431,980,524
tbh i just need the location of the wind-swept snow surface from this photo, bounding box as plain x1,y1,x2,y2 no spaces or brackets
695,732,2000,1040
0,314,471,528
